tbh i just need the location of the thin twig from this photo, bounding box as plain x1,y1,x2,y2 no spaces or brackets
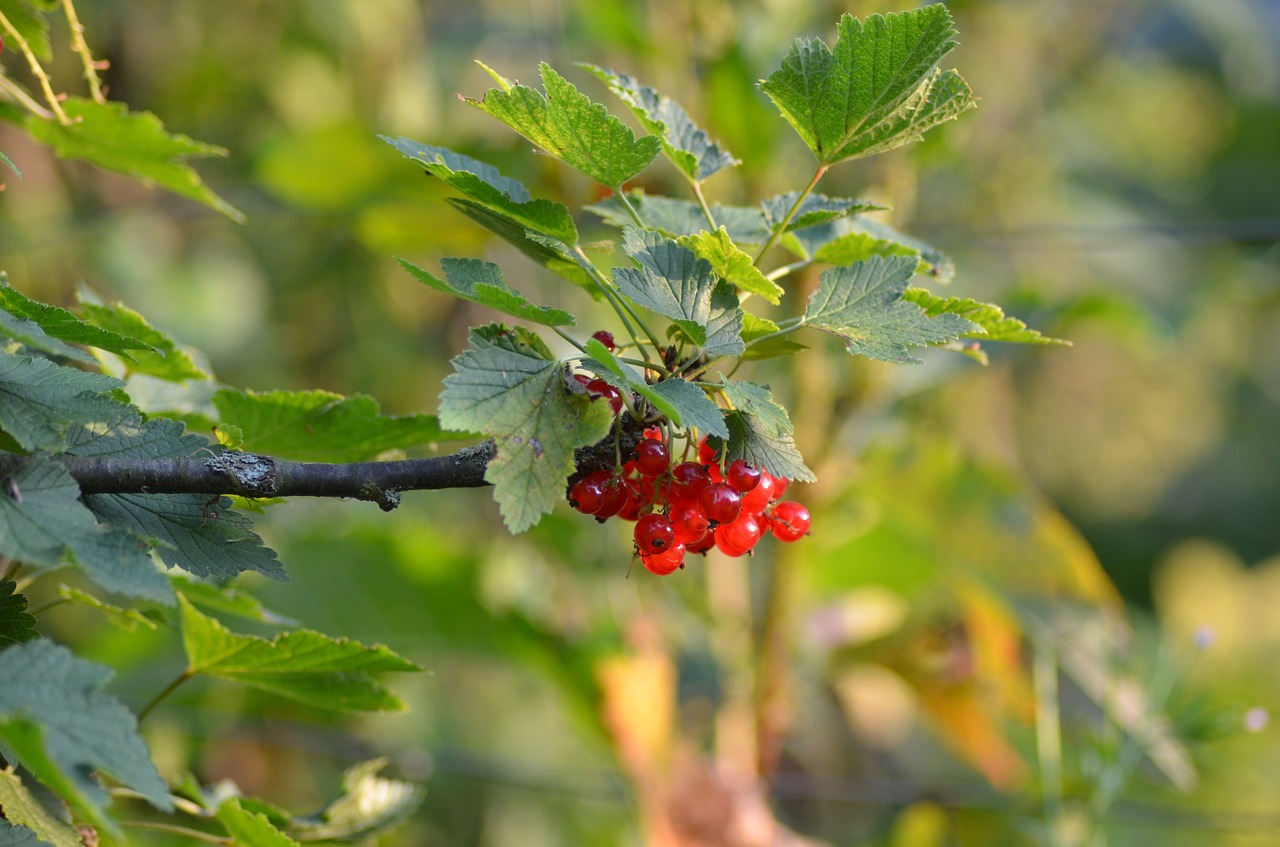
61,0,106,103
0,9,71,123
753,164,828,265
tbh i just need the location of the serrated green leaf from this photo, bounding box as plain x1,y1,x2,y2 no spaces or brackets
0,769,81,847
0,309,94,365
438,325,613,532
211,388,467,463
465,62,661,187
759,6,976,164
804,255,977,363
580,338,679,422
64,406,210,459
179,596,419,712
0,277,153,358
56,586,158,632
717,380,793,437
581,64,739,182
23,98,243,221
0,458,173,603
761,192,887,233
739,313,808,361
0,579,38,648
0,1,51,61
649,378,728,439
382,137,578,242
288,758,424,842
0,351,127,451
903,289,1070,347
217,797,303,847
586,192,770,243
173,576,297,626
0,717,115,840
0,640,172,818
398,257,575,328
792,215,954,282
0,819,48,847
83,492,286,583
722,409,815,482
447,198,599,296
676,228,784,305
76,299,210,381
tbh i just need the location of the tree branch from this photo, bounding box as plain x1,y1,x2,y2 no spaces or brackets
0,442,497,512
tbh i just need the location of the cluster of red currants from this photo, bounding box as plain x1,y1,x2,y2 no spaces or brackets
568,433,812,576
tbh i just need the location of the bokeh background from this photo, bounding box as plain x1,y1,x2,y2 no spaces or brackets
3,1,1279,844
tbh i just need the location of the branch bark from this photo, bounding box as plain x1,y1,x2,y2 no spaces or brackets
0,442,496,511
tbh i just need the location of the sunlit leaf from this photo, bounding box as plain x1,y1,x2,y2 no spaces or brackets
217,798,302,847
676,227,784,305
792,215,955,283
739,313,807,361
398,257,575,327
761,192,886,233
77,298,210,381
0,768,81,847
288,759,424,842
586,192,770,244
904,289,1070,346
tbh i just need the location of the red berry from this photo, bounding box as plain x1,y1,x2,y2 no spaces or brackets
642,425,662,441
742,471,785,514
569,469,611,514
670,462,711,500
715,513,764,556
769,501,811,542
635,514,676,554
668,499,710,545
697,436,719,466
634,438,670,477
726,459,762,493
591,330,616,351
641,542,685,575
698,482,742,525
685,532,716,555
584,378,624,414
594,477,628,519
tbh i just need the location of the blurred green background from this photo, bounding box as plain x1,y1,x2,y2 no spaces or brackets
3,1,1279,845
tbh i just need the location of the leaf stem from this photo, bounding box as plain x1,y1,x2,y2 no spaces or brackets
0,74,55,120
614,186,647,229
120,821,231,844
765,258,811,282
0,10,71,123
28,597,68,615
753,163,828,265
553,326,588,353
690,180,718,231
61,0,106,104
136,670,194,724
742,315,807,350
573,245,666,361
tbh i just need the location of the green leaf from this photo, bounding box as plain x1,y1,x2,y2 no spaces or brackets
759,6,976,164
0,147,20,179
0,579,38,648
438,325,614,532
587,192,770,243
0,351,127,451
722,409,815,482
0,640,172,816
739,313,807,361
903,289,1071,347
465,62,661,187
83,492,286,583
398,257,575,328
580,339,725,438
212,388,467,463
580,64,739,182
0,716,115,840
0,769,81,847
179,596,420,712
0,277,153,358
795,215,955,283
382,138,578,242
0,458,173,603
288,758,424,842
173,576,297,626
804,255,977,363
0,308,94,365
56,586,158,632
718,380,794,437
613,229,743,356
761,192,887,233
0,819,48,847
64,406,209,459
649,378,728,439
580,338,679,423
217,798,303,847
23,98,243,221
77,298,210,381
447,198,599,295
0,0,51,61
676,228,784,305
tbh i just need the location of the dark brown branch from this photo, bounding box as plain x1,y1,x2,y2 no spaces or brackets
0,442,496,512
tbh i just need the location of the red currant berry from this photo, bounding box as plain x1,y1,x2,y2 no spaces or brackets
642,425,663,441
635,514,676,554
698,482,742,525
641,542,685,575
671,462,712,500
715,513,764,557
568,469,611,514
742,471,784,514
591,330,616,351
697,436,719,466
668,499,710,545
726,459,762,493
685,531,716,555
634,438,670,477
584,378,624,415
595,477,628,519
769,501,811,542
